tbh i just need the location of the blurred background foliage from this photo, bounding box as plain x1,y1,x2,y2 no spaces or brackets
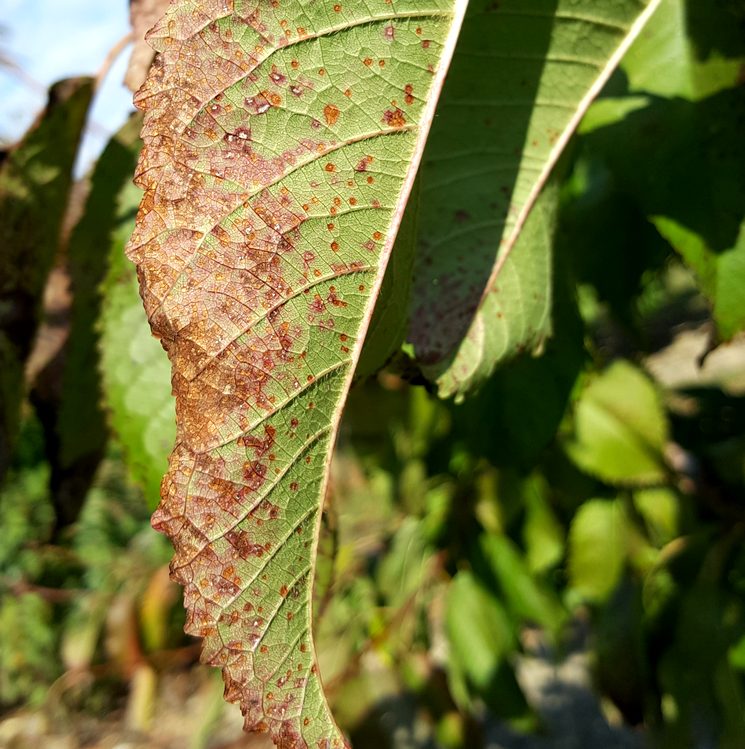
1,0,745,747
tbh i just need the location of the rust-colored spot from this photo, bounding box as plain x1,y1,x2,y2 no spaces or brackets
325,163,336,172
383,108,406,127
363,57,373,66
323,103,340,126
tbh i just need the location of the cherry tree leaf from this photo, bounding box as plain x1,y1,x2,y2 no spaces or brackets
0,78,93,481
126,1,466,745
407,0,663,398
95,117,176,508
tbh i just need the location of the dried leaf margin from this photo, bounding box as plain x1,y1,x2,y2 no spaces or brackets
126,1,467,746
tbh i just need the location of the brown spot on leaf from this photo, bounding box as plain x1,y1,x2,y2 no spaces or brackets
323,103,340,126
383,108,406,127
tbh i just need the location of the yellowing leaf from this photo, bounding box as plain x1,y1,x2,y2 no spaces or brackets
126,1,467,744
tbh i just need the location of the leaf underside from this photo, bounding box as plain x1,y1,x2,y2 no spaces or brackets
407,0,662,398
126,1,465,746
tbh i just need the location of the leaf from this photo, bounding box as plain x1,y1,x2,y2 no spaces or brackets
445,570,529,720
478,533,565,634
633,487,680,547
126,2,468,745
125,0,172,93
354,179,419,379
654,215,745,340
0,78,93,481
621,0,745,101
522,476,564,575
97,120,175,509
406,0,663,398
564,360,669,487
577,2,745,340
568,498,627,603
59,120,150,481
449,249,585,467
376,517,430,610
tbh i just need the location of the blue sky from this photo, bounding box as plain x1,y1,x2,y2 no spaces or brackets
1,0,134,170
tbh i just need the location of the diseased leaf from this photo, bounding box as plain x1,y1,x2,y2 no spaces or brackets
126,2,467,745
407,0,662,398
96,117,176,508
0,78,93,481
448,246,585,468
355,178,419,379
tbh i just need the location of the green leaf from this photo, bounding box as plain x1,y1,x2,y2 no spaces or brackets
355,179,419,379
445,571,528,719
449,249,585,467
522,476,565,575
564,360,669,486
568,498,627,603
478,534,565,634
97,120,175,509
406,0,663,397
58,120,150,484
578,2,745,340
0,78,93,481
633,487,680,547
654,215,745,340
621,0,745,101
126,2,468,744
377,517,430,610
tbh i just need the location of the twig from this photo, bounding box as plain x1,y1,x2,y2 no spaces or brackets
95,32,135,91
